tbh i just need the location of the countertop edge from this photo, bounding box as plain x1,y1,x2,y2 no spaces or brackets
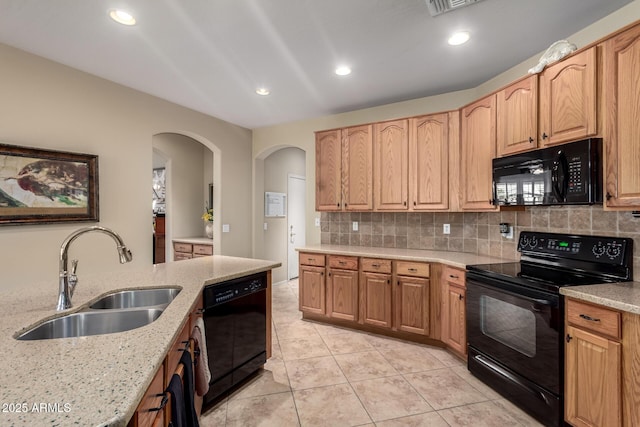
560,283,640,315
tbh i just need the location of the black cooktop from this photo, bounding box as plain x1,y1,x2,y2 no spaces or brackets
466,231,634,294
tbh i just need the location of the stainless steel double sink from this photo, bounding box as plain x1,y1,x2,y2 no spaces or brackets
17,288,181,341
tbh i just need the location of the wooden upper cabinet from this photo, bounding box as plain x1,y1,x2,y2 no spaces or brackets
603,23,640,208
496,75,538,156
461,95,498,211
343,125,373,210
374,119,409,210
315,129,342,211
539,47,598,146
409,113,449,210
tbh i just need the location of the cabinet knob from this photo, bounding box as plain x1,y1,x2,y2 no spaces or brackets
606,192,613,201
542,132,548,140
387,279,390,284
566,334,573,343
403,201,407,206
458,294,463,301
337,203,340,208
413,201,417,206
528,136,534,143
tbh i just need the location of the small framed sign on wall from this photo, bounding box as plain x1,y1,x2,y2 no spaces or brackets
265,192,286,217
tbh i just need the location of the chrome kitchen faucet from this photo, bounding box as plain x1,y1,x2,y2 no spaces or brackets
57,226,133,311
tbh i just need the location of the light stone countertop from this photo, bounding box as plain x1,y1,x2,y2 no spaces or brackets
172,236,214,245
295,244,513,269
560,282,640,315
0,255,280,427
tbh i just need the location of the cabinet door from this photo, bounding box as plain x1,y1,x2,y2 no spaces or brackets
299,265,326,315
497,75,538,156
539,47,597,146
445,283,466,357
409,113,449,210
327,268,359,322
461,95,498,211
603,23,640,208
565,325,621,427
395,276,429,335
316,129,343,211
361,272,392,329
374,119,408,210
343,125,373,210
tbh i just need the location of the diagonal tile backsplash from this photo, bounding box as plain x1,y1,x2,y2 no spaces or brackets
320,206,640,274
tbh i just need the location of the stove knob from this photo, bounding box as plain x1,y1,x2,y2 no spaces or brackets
520,235,530,248
530,236,538,248
606,245,621,259
592,243,606,257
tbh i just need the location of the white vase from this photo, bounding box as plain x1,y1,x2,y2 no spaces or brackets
205,222,213,238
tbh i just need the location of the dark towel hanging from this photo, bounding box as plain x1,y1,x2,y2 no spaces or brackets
180,347,200,427
167,373,187,427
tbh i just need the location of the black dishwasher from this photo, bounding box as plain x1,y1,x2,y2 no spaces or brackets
202,272,267,407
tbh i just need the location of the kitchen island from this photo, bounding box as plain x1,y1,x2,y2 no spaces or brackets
0,255,280,426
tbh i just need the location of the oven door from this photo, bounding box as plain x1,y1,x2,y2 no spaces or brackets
466,273,562,395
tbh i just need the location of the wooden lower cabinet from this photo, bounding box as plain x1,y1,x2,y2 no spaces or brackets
299,265,326,315
395,275,430,335
441,266,467,358
360,271,392,329
327,267,359,322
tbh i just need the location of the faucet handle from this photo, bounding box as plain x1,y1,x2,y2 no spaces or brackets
68,260,79,296
70,259,79,275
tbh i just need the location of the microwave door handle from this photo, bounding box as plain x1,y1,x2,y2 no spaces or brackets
551,151,568,201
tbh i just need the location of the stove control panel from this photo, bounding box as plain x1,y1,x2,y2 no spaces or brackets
518,231,632,265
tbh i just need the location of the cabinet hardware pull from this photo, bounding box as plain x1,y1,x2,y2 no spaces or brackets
149,393,169,411
606,192,612,201
566,334,572,343
308,258,314,261
387,279,390,284
449,275,459,279
371,263,380,267
528,136,534,143
337,203,340,208
403,201,407,206
408,268,418,272
542,132,548,140
397,280,400,285
338,261,346,265
458,294,463,300
579,314,600,322
413,201,417,206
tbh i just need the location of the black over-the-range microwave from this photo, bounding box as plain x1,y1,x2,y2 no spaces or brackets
492,138,602,206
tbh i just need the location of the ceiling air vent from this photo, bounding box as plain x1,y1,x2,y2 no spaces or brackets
426,0,485,17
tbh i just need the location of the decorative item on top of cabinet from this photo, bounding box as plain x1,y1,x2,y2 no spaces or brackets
440,266,466,359
298,253,326,315
461,95,499,211
373,119,409,210
496,75,538,157
603,22,640,209
360,258,393,329
565,298,621,427
315,125,373,211
409,113,450,210
539,46,598,147
394,261,430,335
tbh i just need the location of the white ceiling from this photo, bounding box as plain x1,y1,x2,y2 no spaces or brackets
0,0,633,129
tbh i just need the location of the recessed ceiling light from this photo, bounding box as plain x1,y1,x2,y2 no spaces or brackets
109,9,136,26
448,31,470,46
335,66,352,76
256,88,270,96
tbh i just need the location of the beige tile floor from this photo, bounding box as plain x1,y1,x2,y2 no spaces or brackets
200,279,544,427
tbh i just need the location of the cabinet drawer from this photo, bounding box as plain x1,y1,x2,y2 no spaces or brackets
361,258,392,273
193,244,213,255
300,252,326,267
443,265,465,287
174,252,192,261
173,242,193,253
395,261,430,277
133,362,164,427
328,255,358,270
567,299,621,340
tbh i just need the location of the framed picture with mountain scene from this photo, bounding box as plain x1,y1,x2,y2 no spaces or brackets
0,143,98,225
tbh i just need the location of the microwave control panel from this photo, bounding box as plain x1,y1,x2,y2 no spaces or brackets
566,154,585,194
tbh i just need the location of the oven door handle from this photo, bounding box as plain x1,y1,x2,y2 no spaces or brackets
467,278,559,308
474,354,549,406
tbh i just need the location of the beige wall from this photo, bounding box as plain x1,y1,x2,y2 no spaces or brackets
260,147,306,284
252,1,640,248
0,43,253,291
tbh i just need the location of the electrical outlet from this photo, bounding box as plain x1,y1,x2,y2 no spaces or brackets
315,217,320,227
352,221,358,231
263,222,268,231
504,225,514,239
222,224,230,233
443,224,451,234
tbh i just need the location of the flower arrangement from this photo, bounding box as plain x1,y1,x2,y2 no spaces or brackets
202,204,213,222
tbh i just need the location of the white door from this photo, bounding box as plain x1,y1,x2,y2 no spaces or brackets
287,174,306,280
